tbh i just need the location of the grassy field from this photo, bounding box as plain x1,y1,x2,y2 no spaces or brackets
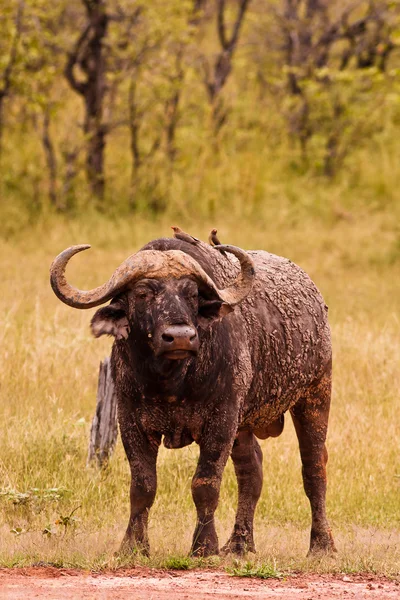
0,201,399,575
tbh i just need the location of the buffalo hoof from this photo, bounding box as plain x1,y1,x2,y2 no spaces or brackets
221,536,256,556
191,522,219,557
191,535,219,558
118,538,150,558
191,542,219,557
307,530,337,556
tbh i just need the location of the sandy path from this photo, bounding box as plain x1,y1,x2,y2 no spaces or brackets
0,568,399,599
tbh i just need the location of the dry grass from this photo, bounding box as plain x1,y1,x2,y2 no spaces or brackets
0,207,399,574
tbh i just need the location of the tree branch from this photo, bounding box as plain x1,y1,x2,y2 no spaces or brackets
64,24,91,96
217,0,228,50
0,0,25,100
217,0,250,55
228,0,250,52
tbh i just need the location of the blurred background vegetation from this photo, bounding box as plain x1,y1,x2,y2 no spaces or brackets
1,0,400,235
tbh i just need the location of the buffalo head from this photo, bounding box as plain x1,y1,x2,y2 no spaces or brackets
50,242,255,366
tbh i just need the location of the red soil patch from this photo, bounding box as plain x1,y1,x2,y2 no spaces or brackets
0,567,399,599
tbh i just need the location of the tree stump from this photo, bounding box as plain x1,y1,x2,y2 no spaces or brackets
87,356,118,468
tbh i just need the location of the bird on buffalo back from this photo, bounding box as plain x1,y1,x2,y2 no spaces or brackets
171,226,200,245
208,228,227,257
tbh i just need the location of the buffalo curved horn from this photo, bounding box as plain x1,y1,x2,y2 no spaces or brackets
50,244,255,309
199,245,255,306
50,244,130,309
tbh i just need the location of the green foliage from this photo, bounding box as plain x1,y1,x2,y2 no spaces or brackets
162,556,195,570
55,506,81,536
0,487,71,510
227,560,284,579
0,0,399,222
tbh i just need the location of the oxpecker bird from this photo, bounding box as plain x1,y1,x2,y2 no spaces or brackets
171,226,200,245
209,228,227,257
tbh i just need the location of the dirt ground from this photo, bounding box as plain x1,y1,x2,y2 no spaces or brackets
0,568,399,600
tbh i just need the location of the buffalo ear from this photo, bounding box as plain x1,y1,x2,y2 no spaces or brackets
91,305,129,340
198,299,234,326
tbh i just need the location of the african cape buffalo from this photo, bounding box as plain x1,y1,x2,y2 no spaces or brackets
50,232,336,557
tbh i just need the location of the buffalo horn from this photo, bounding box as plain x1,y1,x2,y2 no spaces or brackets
50,244,255,309
210,245,255,306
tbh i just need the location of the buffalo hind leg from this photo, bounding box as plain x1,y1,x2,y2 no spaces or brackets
290,369,336,555
222,430,263,555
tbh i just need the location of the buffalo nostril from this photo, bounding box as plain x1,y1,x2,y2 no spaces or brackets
189,332,196,341
162,333,174,343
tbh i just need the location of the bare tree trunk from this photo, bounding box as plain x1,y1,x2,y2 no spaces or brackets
127,76,161,210
42,108,59,209
165,89,181,161
87,356,118,468
128,78,141,208
164,50,185,162
201,0,250,135
0,98,5,161
84,114,106,199
0,1,24,162
64,0,108,202
61,145,80,206
280,0,332,150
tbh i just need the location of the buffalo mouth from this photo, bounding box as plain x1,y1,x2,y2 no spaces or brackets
161,349,197,360
157,324,199,360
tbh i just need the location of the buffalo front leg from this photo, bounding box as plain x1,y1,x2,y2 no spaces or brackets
119,425,160,556
222,431,263,555
191,430,236,557
290,369,336,555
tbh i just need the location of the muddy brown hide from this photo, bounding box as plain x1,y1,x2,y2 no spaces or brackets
109,238,335,557
50,236,336,558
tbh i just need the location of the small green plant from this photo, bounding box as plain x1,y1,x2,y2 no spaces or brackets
163,556,194,570
0,487,71,506
161,555,221,570
1,490,31,505
55,506,81,536
227,560,284,580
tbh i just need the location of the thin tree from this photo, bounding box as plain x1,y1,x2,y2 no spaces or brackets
200,0,250,134
64,0,108,201
276,0,398,170
0,0,24,160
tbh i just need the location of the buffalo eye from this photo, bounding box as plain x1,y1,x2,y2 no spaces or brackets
134,287,155,301
180,281,197,297
179,282,198,307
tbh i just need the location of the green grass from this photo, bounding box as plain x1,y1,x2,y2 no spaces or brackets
0,204,399,575
227,560,284,579
162,556,195,570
